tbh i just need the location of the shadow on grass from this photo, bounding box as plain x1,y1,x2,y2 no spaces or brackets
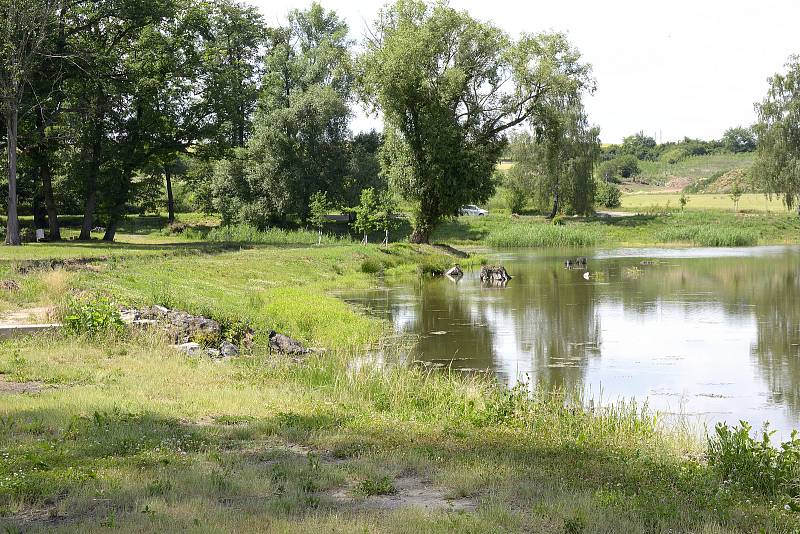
0,402,755,533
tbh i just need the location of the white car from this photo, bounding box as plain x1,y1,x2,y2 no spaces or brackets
460,204,488,216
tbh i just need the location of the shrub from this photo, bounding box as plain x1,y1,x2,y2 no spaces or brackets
360,258,384,274
616,154,641,179
660,147,688,164
597,160,620,183
595,181,621,208
708,421,800,499
62,295,124,338
356,476,397,496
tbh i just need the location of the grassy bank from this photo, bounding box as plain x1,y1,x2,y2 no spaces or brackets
1,237,798,532
434,210,800,248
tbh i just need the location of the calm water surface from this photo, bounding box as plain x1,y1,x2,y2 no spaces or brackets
343,245,800,437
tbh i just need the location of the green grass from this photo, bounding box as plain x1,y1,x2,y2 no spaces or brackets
486,222,600,248
434,210,800,248
205,224,352,245
1,225,799,531
656,226,759,247
1,331,794,532
621,193,790,212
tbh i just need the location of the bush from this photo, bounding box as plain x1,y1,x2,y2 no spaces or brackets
356,476,397,496
660,147,688,164
597,160,620,183
616,155,640,179
62,295,124,338
595,181,621,208
708,421,800,499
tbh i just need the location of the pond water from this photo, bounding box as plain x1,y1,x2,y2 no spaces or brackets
342,245,800,438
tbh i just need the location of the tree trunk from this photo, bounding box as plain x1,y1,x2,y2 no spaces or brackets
103,173,131,242
547,191,560,220
165,166,175,223
36,110,60,239
102,207,121,242
409,227,430,244
79,96,105,240
5,108,21,245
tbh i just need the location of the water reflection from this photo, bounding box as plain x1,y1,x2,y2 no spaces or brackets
342,246,800,436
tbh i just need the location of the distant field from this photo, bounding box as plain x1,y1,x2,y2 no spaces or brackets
620,193,790,212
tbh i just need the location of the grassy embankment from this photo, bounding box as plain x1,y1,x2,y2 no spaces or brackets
1,223,799,532
633,153,755,190
434,210,800,248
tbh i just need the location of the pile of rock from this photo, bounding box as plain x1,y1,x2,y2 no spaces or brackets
120,305,311,359
120,305,240,359
268,330,310,355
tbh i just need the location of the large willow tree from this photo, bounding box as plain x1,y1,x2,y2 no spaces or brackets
753,56,800,214
360,0,593,242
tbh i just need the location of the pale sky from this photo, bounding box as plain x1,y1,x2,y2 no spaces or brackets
252,0,800,143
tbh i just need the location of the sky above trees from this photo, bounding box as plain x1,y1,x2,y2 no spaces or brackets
254,0,800,144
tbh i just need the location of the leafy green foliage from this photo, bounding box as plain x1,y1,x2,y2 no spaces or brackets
209,4,353,225
352,188,381,243
730,181,743,211
597,159,621,183
722,126,757,154
708,421,800,499
660,147,689,164
356,475,397,496
62,295,124,338
616,154,641,179
753,56,800,213
360,0,593,241
308,191,334,233
596,180,621,208
507,108,600,218
620,132,658,161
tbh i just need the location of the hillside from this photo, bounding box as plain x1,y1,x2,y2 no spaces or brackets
623,153,755,193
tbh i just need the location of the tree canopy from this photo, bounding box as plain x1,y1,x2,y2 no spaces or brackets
753,56,800,213
360,0,593,242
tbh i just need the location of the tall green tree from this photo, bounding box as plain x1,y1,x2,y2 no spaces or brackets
214,3,352,226
0,0,59,245
753,56,800,214
360,0,593,242
200,0,265,153
511,104,600,218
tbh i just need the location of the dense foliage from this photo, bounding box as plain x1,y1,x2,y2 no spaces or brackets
753,56,800,213
359,0,593,241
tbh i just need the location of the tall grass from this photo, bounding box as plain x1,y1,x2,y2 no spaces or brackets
487,223,600,248
206,224,351,245
656,226,758,247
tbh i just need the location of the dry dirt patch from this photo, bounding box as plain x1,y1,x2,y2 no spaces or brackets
0,307,55,326
0,376,50,395
326,475,478,512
